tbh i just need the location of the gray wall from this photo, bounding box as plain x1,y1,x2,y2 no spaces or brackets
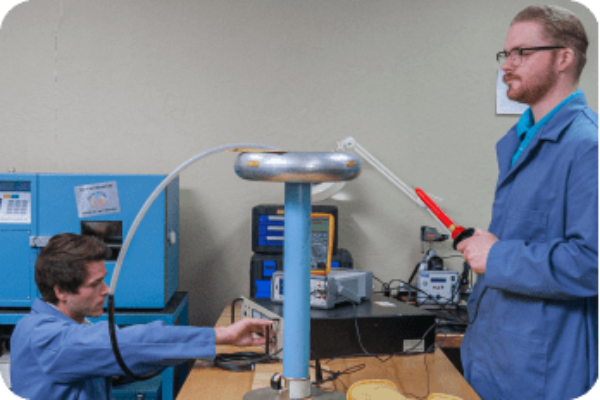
1,0,597,326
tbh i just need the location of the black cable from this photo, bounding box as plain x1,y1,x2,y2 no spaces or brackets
397,279,469,324
407,262,422,286
309,280,494,398
375,274,469,324
311,362,366,388
372,276,391,296
303,286,440,398
391,279,457,309
214,348,282,372
108,295,162,384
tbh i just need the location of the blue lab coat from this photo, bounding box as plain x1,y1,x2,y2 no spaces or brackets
461,92,598,400
10,298,216,400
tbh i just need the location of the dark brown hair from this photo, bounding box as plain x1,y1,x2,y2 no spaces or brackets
512,6,589,81
35,233,111,304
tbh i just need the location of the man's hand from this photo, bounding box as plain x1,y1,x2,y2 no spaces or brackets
214,318,274,347
456,229,499,274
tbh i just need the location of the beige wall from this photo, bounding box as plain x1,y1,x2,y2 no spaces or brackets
0,0,597,326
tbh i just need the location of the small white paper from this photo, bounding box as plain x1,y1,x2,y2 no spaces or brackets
75,181,121,218
374,301,397,308
496,69,528,115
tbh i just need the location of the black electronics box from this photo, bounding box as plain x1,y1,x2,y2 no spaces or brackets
245,295,436,359
250,249,354,299
252,204,338,254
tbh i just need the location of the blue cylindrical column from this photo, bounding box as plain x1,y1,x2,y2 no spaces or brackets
282,182,311,380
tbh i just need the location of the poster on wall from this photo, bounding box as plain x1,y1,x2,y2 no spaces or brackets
496,69,528,115
74,181,121,218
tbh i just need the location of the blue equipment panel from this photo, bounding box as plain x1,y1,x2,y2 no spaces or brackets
0,173,179,309
251,204,338,254
112,375,163,400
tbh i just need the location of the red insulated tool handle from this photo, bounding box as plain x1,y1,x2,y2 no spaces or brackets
415,188,459,234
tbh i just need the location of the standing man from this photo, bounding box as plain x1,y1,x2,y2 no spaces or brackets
10,233,273,400
457,6,597,400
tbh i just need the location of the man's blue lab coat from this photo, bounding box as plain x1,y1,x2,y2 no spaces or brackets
461,92,598,400
10,298,216,400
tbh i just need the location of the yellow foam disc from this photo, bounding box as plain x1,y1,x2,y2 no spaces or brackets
427,394,464,400
346,380,408,400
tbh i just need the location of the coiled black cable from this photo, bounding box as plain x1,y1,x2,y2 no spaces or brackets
108,295,163,385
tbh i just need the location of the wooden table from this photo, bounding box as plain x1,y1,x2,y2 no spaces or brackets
177,304,480,399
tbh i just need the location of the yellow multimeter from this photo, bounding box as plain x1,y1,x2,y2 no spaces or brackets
310,213,335,276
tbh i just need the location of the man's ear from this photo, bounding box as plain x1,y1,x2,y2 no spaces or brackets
54,285,67,303
557,47,576,74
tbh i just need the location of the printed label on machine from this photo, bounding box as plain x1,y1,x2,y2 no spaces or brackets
0,192,31,224
75,181,121,218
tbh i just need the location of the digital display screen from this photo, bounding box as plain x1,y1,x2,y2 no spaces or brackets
312,218,329,233
431,278,447,283
0,181,31,192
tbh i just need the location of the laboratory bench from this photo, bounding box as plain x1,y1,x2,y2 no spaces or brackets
176,302,479,400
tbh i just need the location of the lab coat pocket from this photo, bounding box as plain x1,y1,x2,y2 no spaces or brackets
504,208,548,243
472,329,547,400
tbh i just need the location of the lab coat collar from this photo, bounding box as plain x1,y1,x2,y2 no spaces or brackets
31,298,79,325
495,91,588,188
534,90,587,143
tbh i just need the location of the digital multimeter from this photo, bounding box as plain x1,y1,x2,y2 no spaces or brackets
310,213,334,275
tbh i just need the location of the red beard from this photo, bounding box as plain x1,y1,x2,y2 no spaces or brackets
504,62,558,105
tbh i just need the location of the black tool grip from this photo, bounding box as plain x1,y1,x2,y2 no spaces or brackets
452,228,475,250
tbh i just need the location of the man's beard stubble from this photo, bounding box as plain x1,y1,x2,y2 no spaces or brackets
505,55,559,105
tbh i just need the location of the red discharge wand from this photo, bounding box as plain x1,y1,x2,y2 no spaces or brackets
415,188,475,250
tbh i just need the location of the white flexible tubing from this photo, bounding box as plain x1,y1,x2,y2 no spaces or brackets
339,137,451,236
109,143,277,295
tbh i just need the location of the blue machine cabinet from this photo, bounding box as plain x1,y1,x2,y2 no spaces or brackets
0,292,191,400
0,173,179,309
113,375,163,400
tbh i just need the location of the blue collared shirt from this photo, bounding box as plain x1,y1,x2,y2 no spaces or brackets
512,89,583,167
10,298,216,400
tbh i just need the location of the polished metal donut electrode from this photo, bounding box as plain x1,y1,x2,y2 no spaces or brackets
234,152,361,182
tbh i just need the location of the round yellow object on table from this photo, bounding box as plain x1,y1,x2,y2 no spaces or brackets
427,394,463,400
346,380,408,400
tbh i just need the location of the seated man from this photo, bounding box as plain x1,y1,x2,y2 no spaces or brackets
10,233,272,400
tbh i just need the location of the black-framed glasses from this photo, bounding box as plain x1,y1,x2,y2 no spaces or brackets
496,46,565,66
